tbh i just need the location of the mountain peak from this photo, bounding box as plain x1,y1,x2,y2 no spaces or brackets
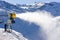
0,28,28,40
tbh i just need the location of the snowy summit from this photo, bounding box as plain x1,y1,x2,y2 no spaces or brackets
0,28,28,40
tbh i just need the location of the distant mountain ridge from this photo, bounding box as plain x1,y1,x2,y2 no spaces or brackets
0,0,25,13
16,2,60,16
0,0,60,16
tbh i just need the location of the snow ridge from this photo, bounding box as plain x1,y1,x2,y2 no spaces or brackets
0,28,28,40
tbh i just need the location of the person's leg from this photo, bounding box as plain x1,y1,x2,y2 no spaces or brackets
7,24,11,33
4,24,7,32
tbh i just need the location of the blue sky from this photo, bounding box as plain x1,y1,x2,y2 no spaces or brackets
3,0,60,5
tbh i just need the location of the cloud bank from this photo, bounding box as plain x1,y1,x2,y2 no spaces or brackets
16,11,60,40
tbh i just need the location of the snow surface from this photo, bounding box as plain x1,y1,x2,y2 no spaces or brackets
0,28,28,40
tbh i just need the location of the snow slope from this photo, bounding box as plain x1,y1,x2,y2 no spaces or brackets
0,28,28,40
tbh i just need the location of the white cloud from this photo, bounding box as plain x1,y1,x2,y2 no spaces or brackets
16,11,60,40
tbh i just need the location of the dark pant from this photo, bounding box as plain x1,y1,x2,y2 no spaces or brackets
4,24,7,31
